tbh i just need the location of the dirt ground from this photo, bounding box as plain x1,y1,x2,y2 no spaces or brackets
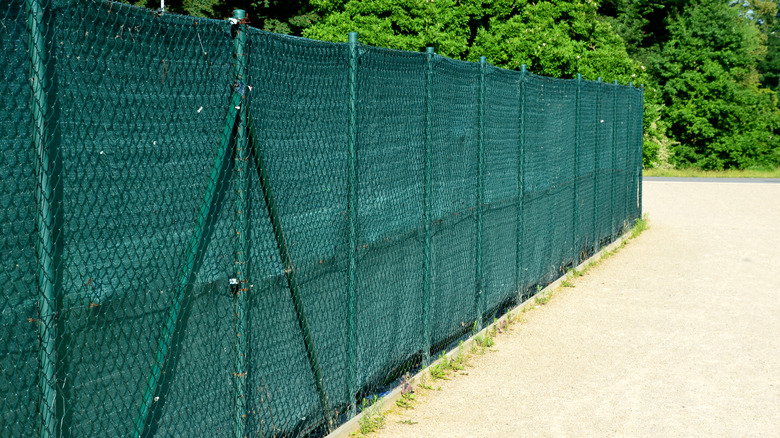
373,181,780,437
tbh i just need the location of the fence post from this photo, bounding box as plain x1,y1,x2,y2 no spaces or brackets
626,82,633,224
475,56,486,330
593,77,601,253
26,0,57,436
516,64,526,302
231,9,249,438
346,31,359,418
573,73,581,264
639,84,645,219
611,80,618,236
422,46,434,366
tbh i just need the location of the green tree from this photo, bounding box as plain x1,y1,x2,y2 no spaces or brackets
598,0,690,61
657,0,780,169
249,0,321,35
305,0,640,81
303,0,480,59
470,0,639,81
760,22,780,90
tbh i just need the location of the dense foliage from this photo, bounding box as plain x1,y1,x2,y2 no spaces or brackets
303,0,641,82
601,0,780,169
121,0,780,170
656,0,780,168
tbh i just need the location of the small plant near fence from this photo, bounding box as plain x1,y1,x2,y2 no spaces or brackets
354,396,386,436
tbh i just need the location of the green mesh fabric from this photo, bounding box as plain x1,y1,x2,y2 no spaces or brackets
1,0,643,436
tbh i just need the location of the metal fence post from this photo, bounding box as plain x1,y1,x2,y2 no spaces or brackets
639,85,645,220
516,64,526,302
625,82,633,224
26,0,56,435
422,46,434,366
611,80,618,236
475,56,486,330
231,10,249,438
593,77,602,252
346,31,359,418
573,73,582,263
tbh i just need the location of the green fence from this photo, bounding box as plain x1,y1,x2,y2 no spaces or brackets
1,0,643,436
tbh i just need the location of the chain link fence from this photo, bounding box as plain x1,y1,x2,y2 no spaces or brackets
1,0,643,436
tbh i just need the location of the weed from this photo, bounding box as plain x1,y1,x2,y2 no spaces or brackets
447,344,467,370
395,373,416,409
534,292,551,305
429,353,451,380
429,364,447,380
418,382,434,391
630,216,648,239
451,354,465,370
474,330,495,349
561,279,574,288
398,419,418,425
357,396,385,435
399,373,414,396
395,392,415,409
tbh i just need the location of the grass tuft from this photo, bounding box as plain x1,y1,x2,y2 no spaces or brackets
355,396,385,436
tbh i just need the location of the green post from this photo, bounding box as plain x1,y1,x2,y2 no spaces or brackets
611,80,618,236
639,85,645,219
132,57,245,438
593,77,601,252
246,114,334,432
27,0,56,436
421,46,434,366
625,82,633,224
346,31,359,418
475,56,486,330
231,10,249,438
516,64,526,301
573,73,582,263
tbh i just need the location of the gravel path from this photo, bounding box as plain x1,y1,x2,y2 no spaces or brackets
373,181,780,437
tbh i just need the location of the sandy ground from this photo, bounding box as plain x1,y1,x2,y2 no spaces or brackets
373,181,780,437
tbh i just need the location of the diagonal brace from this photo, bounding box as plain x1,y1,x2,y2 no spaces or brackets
132,86,244,438
246,111,334,432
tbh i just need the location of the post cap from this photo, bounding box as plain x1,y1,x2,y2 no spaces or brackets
232,9,246,19
521,64,527,73
348,32,358,44
597,77,602,82
425,46,434,54
614,79,619,85
577,73,582,80
479,56,487,64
